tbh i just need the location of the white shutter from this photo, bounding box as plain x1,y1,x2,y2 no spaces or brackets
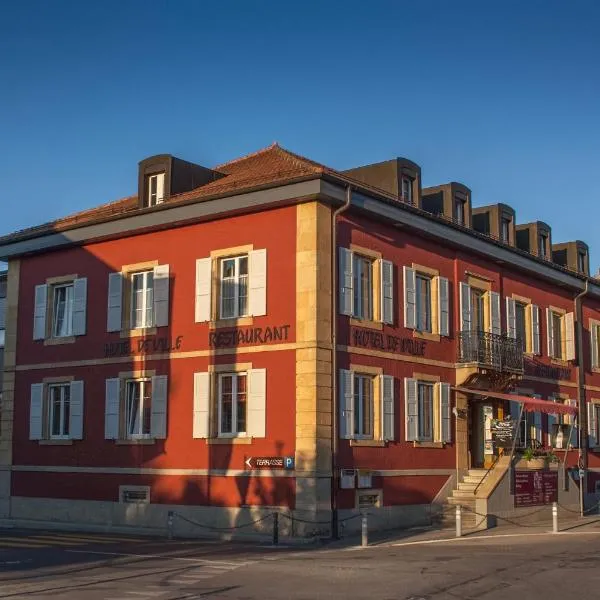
69,380,84,440
506,297,516,339
29,383,44,440
439,382,451,443
105,378,121,440
588,402,598,448
33,284,47,340
381,374,394,441
405,378,418,442
193,372,211,439
339,369,354,439
591,324,599,369
546,308,554,357
380,259,394,325
107,272,123,333
339,248,353,316
438,276,450,337
153,265,170,328
156,172,165,203
72,278,87,336
531,304,541,355
403,266,416,329
151,375,168,439
249,249,267,317
459,282,472,332
195,258,212,323
565,312,575,361
248,369,266,438
489,291,501,336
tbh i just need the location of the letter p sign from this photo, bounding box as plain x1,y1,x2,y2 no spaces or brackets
284,456,295,470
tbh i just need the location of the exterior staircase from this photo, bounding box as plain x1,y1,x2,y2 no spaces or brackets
438,469,488,529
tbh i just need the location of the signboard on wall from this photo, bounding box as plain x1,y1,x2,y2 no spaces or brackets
491,417,516,449
514,470,558,507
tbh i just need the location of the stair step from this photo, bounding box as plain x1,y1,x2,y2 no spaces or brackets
446,496,476,506
468,469,488,476
457,482,478,490
451,490,477,499
462,476,486,484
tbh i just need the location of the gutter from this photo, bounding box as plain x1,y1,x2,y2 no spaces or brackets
330,185,352,539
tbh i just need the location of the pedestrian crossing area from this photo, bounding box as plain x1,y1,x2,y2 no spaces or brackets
0,531,149,550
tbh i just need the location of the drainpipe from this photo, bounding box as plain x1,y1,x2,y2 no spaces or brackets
331,185,352,539
575,280,589,516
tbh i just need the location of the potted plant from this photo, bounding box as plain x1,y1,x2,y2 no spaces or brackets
522,447,558,469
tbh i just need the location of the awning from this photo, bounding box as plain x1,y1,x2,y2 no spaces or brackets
453,386,578,416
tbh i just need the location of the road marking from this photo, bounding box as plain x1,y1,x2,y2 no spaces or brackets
124,592,165,597
32,533,127,545
66,549,247,566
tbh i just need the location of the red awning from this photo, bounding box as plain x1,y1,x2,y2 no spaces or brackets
453,386,578,416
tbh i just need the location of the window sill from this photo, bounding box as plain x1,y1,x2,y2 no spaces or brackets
210,317,253,329
43,336,76,346
550,358,569,367
208,437,253,445
120,327,157,339
349,318,383,331
413,330,440,342
592,367,600,374
115,438,156,445
413,441,445,449
350,439,386,447
38,439,74,446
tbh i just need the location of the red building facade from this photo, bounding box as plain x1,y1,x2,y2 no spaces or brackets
0,145,599,536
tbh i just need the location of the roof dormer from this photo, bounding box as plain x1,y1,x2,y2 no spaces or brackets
421,182,472,227
472,203,516,246
552,240,590,275
515,221,552,260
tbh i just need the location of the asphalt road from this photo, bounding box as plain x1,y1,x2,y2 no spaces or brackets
2,527,600,599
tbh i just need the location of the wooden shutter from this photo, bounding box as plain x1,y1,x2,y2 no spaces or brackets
72,278,87,336
546,308,554,357
403,266,416,330
29,383,44,440
153,265,170,328
588,402,598,448
105,378,121,439
438,382,451,443
459,282,472,332
591,324,599,369
339,369,353,439
380,259,394,325
195,258,212,323
530,304,541,355
151,375,168,439
33,284,47,340
565,312,575,361
193,372,211,439
405,378,418,442
505,297,516,339
69,380,84,440
107,273,123,333
438,276,450,337
381,374,394,441
489,291,501,335
248,369,266,438
339,248,353,316
249,249,267,317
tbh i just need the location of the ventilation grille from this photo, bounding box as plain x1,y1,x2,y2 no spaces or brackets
119,486,150,504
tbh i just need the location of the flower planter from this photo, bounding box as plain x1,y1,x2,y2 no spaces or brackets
526,458,547,469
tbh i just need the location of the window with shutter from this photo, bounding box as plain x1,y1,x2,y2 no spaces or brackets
591,322,600,369
381,375,395,441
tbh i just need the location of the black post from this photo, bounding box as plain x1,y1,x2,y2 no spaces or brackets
273,512,279,546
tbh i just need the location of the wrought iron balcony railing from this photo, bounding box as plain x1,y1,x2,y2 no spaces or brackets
457,330,524,373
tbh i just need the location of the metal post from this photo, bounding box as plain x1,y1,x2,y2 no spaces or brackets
273,512,279,546
455,505,462,538
167,510,174,540
361,511,368,547
552,502,559,533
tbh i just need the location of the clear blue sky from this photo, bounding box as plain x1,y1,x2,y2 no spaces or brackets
1,1,599,268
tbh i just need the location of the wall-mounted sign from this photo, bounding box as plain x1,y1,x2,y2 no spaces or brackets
209,325,290,348
514,470,558,508
491,417,516,449
340,469,356,489
524,359,571,381
351,328,426,357
104,335,183,358
244,456,295,470
357,470,373,489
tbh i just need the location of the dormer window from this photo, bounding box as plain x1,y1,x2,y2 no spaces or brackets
455,198,466,224
538,233,548,259
501,217,511,242
578,251,587,273
145,173,165,207
401,177,413,205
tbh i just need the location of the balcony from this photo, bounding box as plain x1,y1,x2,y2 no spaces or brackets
458,331,524,374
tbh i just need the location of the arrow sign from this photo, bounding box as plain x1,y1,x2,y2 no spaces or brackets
245,456,295,470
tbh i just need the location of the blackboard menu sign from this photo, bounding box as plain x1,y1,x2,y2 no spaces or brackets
514,470,558,507
491,418,516,448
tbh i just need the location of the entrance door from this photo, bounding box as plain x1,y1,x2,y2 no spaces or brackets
470,403,485,468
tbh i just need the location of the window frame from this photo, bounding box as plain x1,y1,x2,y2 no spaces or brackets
501,217,511,242
353,373,375,439
514,301,527,352
217,372,248,437
550,310,563,359
415,273,432,333
471,287,486,332
538,233,548,259
352,253,374,321
401,177,413,204
130,270,155,330
51,282,74,338
417,381,435,442
48,383,71,440
219,254,249,320
125,378,153,439
455,197,466,224
578,251,587,273
146,173,165,207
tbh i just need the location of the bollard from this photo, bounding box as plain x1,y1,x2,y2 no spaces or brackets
361,511,368,547
455,505,462,538
552,502,559,534
273,512,279,546
167,510,174,540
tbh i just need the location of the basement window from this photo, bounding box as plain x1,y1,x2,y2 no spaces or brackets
119,485,150,504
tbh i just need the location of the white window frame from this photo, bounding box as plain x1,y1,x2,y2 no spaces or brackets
147,173,165,207
125,378,152,439
219,255,249,320
130,270,154,329
218,372,248,437
48,383,71,440
353,373,374,439
352,254,374,321
401,177,413,204
52,283,74,338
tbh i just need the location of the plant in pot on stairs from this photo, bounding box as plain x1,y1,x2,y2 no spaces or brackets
522,446,559,469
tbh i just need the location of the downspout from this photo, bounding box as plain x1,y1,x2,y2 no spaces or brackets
331,185,352,539
575,280,589,516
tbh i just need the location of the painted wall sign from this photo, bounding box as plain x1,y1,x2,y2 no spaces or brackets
351,328,426,357
104,335,183,358
524,359,571,381
244,456,295,470
514,470,558,507
209,325,290,348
